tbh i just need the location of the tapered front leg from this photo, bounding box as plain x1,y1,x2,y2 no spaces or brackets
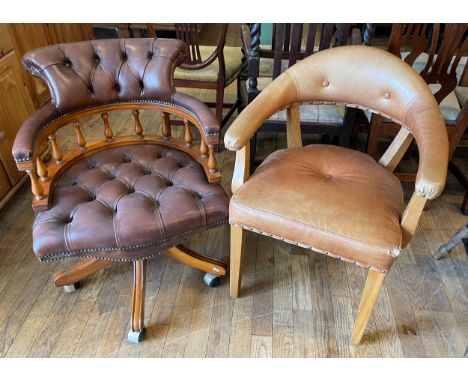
128,259,147,343
230,225,246,298
351,269,386,344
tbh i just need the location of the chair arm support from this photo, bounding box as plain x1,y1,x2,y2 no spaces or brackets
224,72,299,151
172,92,220,145
12,103,61,166
401,193,426,247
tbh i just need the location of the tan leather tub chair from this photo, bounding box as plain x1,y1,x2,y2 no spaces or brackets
13,38,229,343
224,45,448,344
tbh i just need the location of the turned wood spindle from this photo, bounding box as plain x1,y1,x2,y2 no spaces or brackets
49,134,63,164
26,169,44,200
184,119,193,147
36,156,49,181
161,112,171,140
200,139,208,158
208,145,217,173
133,109,144,139
101,112,113,142
73,120,86,151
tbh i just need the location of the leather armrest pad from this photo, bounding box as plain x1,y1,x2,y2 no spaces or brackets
172,92,220,143
12,103,61,163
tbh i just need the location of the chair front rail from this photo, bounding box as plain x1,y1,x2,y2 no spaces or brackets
401,193,427,247
231,143,250,194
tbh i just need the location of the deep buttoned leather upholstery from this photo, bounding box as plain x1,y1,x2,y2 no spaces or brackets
13,38,220,163
33,144,228,262
230,145,403,271
22,38,186,113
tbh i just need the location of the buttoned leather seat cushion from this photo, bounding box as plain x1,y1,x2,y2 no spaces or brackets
230,145,404,271
33,144,229,262
174,46,243,85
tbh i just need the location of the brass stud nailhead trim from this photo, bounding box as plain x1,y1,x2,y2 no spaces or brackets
232,223,390,274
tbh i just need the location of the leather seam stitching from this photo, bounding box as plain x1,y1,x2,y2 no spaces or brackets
232,222,388,273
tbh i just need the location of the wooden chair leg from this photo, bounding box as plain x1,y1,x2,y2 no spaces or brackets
236,76,243,114
366,114,383,158
463,189,468,215
351,269,386,345
128,259,147,343
339,107,357,147
215,83,225,125
54,258,112,291
230,225,246,298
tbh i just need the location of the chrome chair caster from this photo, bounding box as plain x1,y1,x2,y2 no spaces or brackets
203,273,221,287
63,282,80,293
128,328,146,344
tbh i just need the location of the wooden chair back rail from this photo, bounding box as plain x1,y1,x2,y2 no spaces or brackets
175,23,203,63
388,23,429,65
388,23,468,104
175,23,228,71
246,23,368,135
269,23,352,80
422,24,467,103
22,103,221,212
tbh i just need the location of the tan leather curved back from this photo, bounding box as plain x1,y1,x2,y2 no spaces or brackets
225,45,448,198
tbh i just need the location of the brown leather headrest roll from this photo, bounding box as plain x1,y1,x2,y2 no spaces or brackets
22,38,187,113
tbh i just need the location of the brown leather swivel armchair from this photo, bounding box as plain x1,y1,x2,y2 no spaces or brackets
12,38,229,343
224,45,448,344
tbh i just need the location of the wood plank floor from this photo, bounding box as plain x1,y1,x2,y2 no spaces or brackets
0,24,467,357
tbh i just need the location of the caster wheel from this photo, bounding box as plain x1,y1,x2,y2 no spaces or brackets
63,282,80,293
203,273,221,287
128,328,146,344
